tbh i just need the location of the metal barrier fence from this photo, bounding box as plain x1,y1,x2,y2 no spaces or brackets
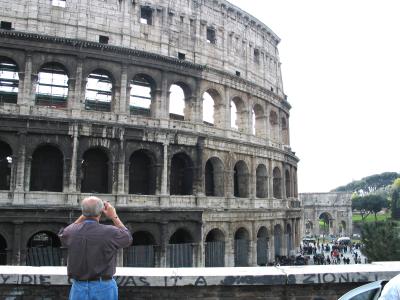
257,238,268,266
124,245,155,267
234,239,249,267
167,243,193,267
205,241,225,267
26,247,61,266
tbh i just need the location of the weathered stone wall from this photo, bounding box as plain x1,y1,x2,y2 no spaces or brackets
1,263,399,300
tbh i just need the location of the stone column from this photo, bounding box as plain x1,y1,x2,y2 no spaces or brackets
68,124,79,193
14,132,26,204
224,86,231,130
19,53,33,114
159,222,168,267
269,221,275,262
118,66,128,115
250,222,257,266
11,221,23,265
70,58,84,113
161,142,169,195
250,156,256,200
150,89,162,118
117,129,126,197
267,159,273,198
195,138,204,196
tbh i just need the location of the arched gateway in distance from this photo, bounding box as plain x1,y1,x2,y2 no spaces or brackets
0,0,300,267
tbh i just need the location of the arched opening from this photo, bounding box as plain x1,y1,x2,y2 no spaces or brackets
231,97,246,131
257,227,269,266
274,225,282,257
129,150,156,195
273,167,282,199
170,152,193,195
285,169,291,198
256,164,268,198
30,145,63,192
168,229,193,267
81,148,109,193
85,70,113,112
234,160,249,198
286,224,292,256
205,229,225,267
0,57,19,104
124,231,156,267
319,212,333,239
35,63,68,108
202,91,214,125
204,157,224,197
252,104,265,136
282,117,289,145
169,84,185,121
130,74,154,116
234,227,249,267
0,234,7,265
26,231,61,266
0,141,12,190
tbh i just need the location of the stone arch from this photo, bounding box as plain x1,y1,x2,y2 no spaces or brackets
125,231,156,267
204,156,224,197
205,228,225,267
128,149,156,195
35,62,69,108
169,82,192,121
0,140,12,190
319,212,333,237
285,169,291,198
30,144,64,192
129,73,156,116
170,152,193,195
231,96,247,132
252,103,265,136
85,69,114,112
0,56,19,104
81,147,110,194
234,227,250,267
26,231,62,266
202,87,224,128
257,226,269,266
0,234,7,265
281,116,289,145
273,167,282,199
274,224,283,257
256,164,268,198
234,160,249,198
168,228,194,267
286,223,293,256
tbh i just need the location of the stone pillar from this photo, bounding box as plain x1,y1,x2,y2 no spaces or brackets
70,58,84,112
19,53,33,113
118,66,128,115
68,124,79,193
267,159,273,198
195,138,204,196
159,222,168,267
117,129,126,196
250,222,257,266
249,156,256,200
11,221,23,265
14,132,26,204
226,224,234,267
224,87,231,130
150,89,162,118
161,142,169,195
269,221,275,262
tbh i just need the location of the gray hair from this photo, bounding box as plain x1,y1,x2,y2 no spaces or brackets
81,196,104,217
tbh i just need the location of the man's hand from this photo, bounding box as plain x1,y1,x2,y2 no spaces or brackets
102,201,118,220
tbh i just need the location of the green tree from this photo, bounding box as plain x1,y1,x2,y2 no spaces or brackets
333,172,400,194
361,221,400,261
352,194,388,222
390,178,400,219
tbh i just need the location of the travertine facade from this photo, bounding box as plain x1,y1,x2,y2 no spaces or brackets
0,0,300,267
300,193,353,238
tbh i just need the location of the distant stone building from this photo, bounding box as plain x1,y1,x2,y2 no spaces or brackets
0,0,301,267
300,193,353,238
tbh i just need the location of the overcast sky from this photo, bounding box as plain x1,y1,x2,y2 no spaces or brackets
227,0,400,193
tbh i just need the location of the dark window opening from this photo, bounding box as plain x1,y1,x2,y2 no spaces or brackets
30,145,63,192
274,225,282,257
124,231,156,267
256,164,268,198
178,52,186,60
0,58,19,104
271,87,274,92
99,35,109,44
0,234,6,265
140,6,153,25
206,27,216,44
273,167,282,199
235,71,241,77
205,160,214,196
170,153,193,195
85,71,112,112
0,21,12,30
35,63,68,108
81,148,109,193
234,228,249,267
168,229,193,268
204,157,224,197
26,232,61,266
130,75,152,116
254,48,260,64
285,170,291,198
205,229,225,267
0,141,12,190
129,150,156,195
233,161,249,198
257,227,269,266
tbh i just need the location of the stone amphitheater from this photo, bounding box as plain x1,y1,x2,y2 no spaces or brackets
0,0,301,268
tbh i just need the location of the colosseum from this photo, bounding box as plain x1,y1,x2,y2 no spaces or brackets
0,0,300,268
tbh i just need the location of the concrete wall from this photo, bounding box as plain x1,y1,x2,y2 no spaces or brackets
1,263,400,299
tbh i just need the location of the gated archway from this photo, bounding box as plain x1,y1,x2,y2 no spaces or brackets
30,145,63,192
234,227,249,267
256,164,268,198
170,153,193,195
124,231,156,267
0,141,12,190
26,231,61,266
274,224,282,258
81,148,109,193
0,234,7,265
168,229,193,267
129,150,156,195
205,157,224,197
257,226,269,266
205,229,225,267
234,161,249,198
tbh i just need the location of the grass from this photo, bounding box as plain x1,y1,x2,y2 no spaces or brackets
352,212,391,223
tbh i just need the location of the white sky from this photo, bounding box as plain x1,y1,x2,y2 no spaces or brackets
228,0,400,193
